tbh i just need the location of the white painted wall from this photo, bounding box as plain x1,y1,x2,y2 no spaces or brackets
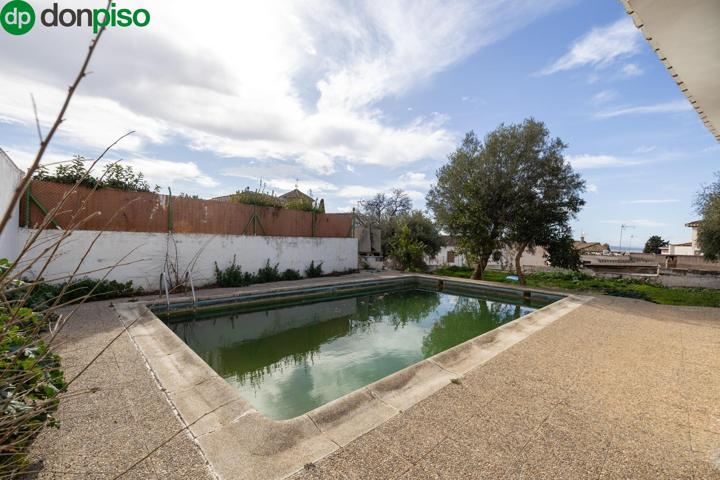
666,244,695,256
17,229,358,290
0,149,23,261
426,246,468,268
426,245,548,270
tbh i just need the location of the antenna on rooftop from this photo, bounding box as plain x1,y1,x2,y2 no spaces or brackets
619,223,636,252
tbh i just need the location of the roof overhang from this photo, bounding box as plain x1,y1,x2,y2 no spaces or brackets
622,0,720,141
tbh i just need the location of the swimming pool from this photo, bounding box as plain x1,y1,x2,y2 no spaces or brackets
161,281,556,419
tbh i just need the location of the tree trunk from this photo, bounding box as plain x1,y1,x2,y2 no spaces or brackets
515,243,528,285
471,255,489,280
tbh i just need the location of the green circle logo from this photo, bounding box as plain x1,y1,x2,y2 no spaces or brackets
1,0,35,35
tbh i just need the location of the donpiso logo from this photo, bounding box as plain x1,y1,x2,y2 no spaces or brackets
1,0,34,35
1,1,150,35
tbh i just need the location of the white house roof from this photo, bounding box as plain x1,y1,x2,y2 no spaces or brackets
622,0,720,141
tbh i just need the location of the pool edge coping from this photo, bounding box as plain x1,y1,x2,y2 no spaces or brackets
113,274,591,480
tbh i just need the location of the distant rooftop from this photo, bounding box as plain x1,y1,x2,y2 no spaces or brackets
278,188,313,203
574,241,610,253
211,188,314,205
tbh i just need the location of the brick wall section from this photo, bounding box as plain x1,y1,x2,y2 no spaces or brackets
21,180,353,238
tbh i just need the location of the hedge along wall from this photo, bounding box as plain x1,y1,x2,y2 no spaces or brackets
20,180,353,238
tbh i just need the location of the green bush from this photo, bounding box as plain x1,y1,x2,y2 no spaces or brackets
280,269,302,281
389,224,426,272
214,256,249,287
305,261,323,278
228,189,283,208
530,271,594,283
9,278,141,311
215,259,357,286
34,157,158,193
0,306,65,475
601,287,653,302
215,259,304,286
256,260,281,283
227,186,324,213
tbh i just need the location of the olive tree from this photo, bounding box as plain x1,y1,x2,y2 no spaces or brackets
695,172,720,260
502,120,585,283
428,119,585,282
427,130,515,279
544,227,582,270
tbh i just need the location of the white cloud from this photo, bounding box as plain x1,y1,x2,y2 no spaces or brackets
263,178,338,195
621,199,679,205
3,145,217,191
621,63,643,77
333,172,432,205
220,163,339,195
595,100,693,119
2,146,77,170
398,172,433,189
591,89,617,105
405,189,426,202
566,154,644,169
633,145,656,154
587,183,598,193
118,158,219,189
461,96,483,105
1,74,169,154
336,185,382,198
540,18,642,75
0,0,568,177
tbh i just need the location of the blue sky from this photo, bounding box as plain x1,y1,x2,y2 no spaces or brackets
1,0,717,246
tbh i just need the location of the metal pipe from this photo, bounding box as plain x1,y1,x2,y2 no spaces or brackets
162,270,170,313
185,271,197,311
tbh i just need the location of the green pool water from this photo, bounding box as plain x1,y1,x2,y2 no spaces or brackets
167,287,549,420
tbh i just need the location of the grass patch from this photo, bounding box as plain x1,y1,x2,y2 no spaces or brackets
431,267,720,307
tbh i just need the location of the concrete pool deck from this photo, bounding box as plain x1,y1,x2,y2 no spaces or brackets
28,273,720,479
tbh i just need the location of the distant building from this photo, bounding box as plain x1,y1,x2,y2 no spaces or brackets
278,188,313,204
574,235,610,254
427,236,467,268
211,188,314,206
661,220,702,256
425,236,548,269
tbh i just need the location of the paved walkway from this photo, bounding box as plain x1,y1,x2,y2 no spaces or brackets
295,295,720,479
27,278,720,479
27,300,214,479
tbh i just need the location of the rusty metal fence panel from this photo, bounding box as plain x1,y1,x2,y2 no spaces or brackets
20,180,353,238
316,213,353,237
